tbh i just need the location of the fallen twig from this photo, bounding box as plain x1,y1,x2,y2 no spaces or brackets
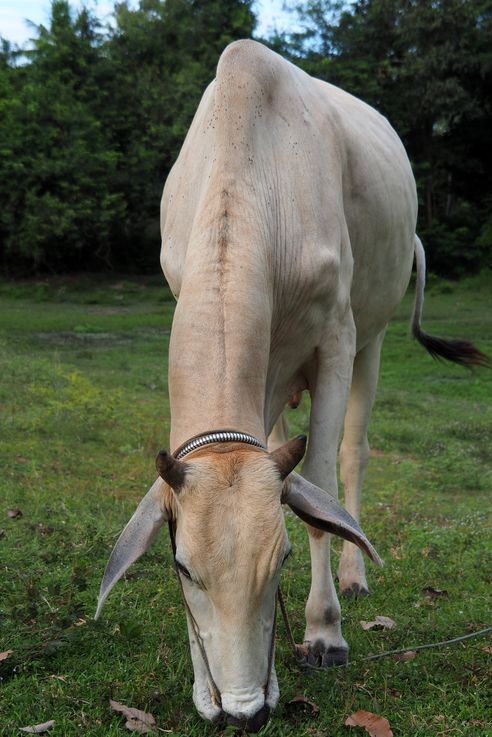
362,626,492,662
298,626,492,670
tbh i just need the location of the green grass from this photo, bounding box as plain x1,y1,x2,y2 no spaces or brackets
0,273,491,736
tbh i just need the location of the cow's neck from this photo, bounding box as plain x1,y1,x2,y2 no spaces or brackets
168,254,272,452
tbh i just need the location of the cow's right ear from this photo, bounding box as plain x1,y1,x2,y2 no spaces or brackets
270,435,307,480
95,478,172,619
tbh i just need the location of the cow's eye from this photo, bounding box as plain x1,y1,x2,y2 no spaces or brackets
176,560,192,580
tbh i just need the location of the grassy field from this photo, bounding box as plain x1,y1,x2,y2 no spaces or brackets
0,273,491,737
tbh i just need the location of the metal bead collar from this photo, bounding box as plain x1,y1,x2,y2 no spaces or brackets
174,430,266,459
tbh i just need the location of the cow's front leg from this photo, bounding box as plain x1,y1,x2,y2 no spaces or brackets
301,526,348,666
299,318,356,667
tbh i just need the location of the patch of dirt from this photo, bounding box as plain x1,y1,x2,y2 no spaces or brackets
87,307,130,315
34,332,125,345
34,328,166,346
370,448,418,462
370,448,390,457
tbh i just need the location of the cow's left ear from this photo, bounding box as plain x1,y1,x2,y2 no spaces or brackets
156,449,188,490
270,435,307,479
95,478,171,619
283,472,383,567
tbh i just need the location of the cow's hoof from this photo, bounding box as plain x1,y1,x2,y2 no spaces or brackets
341,582,369,598
295,641,348,668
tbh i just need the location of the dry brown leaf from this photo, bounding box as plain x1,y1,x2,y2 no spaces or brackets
422,587,448,598
482,645,492,654
7,508,22,519
0,650,13,662
19,721,55,734
394,650,417,661
33,523,54,536
345,709,394,737
286,694,320,717
110,699,156,733
360,616,396,631
419,597,436,608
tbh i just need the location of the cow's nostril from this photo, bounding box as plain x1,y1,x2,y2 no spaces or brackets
225,704,270,733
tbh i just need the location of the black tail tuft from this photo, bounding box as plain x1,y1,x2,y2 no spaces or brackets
413,326,491,368
411,236,490,369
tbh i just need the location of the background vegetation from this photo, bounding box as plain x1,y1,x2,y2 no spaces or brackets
1,275,491,735
1,0,491,276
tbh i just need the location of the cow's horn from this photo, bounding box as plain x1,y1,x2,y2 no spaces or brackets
95,478,169,619
283,472,383,567
156,449,188,490
270,435,307,480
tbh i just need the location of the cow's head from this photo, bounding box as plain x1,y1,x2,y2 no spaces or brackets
96,435,381,732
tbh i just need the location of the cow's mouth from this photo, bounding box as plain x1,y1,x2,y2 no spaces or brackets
220,704,271,733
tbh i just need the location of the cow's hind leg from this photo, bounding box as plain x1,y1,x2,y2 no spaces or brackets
299,317,356,667
337,332,384,596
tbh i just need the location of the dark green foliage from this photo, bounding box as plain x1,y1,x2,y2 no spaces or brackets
0,4,127,272
0,0,490,275
0,0,255,273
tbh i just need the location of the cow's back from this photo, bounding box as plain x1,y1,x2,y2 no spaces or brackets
161,40,417,350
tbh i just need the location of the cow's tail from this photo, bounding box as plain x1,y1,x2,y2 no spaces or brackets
411,236,490,367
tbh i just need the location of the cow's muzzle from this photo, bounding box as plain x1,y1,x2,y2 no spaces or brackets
222,704,270,732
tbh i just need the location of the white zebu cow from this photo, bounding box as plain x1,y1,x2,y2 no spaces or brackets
97,40,488,731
